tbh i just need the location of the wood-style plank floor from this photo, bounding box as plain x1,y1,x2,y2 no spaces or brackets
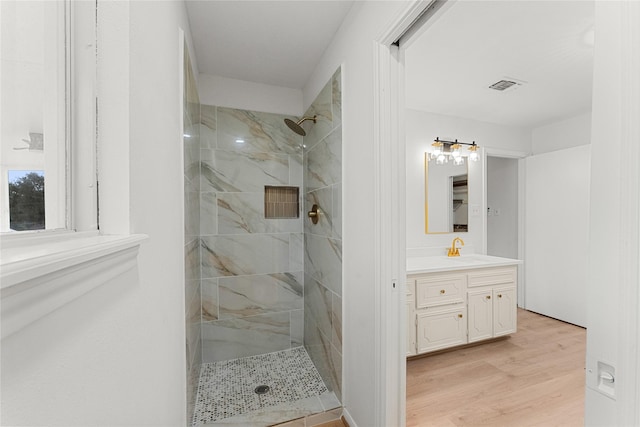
407,308,586,426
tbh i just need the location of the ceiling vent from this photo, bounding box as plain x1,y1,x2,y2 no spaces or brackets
489,79,520,91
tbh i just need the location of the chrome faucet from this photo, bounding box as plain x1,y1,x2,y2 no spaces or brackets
447,237,464,257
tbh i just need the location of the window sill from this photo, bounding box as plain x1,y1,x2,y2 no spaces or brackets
1,231,148,339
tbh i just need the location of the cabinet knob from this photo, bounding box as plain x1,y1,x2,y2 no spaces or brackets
440,289,446,294
486,295,491,300
498,294,503,298
458,314,463,318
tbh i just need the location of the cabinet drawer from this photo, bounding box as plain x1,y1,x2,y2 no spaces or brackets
416,274,465,308
467,267,516,288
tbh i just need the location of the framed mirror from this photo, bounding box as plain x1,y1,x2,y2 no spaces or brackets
425,153,469,233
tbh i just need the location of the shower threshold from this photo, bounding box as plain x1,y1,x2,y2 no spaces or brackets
192,347,340,426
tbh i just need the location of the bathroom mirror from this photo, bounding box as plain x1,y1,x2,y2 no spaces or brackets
425,153,469,233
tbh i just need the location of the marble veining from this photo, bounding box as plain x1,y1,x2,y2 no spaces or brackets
200,105,217,149
201,278,219,321
304,274,333,341
304,234,342,296
304,313,340,400
200,192,218,236
290,309,304,348
302,80,333,150
201,234,290,279
199,102,306,365
192,347,332,426
331,293,342,353
201,312,292,362
185,190,200,241
218,272,303,319
201,149,290,193
217,107,302,156
302,67,343,405
305,127,342,192
217,193,301,235
331,68,342,129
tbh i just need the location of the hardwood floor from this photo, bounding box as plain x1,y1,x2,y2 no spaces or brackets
406,308,586,426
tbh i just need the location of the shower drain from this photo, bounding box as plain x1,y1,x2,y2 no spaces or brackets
254,385,270,395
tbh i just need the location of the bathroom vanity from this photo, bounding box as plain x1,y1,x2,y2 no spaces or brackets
406,255,522,357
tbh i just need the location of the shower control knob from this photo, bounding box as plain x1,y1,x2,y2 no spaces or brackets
308,204,320,224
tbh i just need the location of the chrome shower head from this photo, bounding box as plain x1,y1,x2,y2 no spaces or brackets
284,115,317,136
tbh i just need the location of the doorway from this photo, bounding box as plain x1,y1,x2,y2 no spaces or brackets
379,0,640,426
486,156,518,260
398,0,594,425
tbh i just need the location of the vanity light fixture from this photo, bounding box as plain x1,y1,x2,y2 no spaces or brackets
429,138,480,165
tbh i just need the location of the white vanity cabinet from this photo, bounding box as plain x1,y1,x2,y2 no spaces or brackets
407,260,519,357
413,272,467,353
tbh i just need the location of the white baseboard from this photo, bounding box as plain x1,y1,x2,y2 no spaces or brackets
342,408,357,427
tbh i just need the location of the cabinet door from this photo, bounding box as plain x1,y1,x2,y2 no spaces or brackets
494,286,517,336
416,306,466,353
467,289,494,342
407,287,416,356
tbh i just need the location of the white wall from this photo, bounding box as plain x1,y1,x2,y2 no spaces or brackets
531,111,591,154
524,145,590,327
521,112,592,327
0,1,195,425
198,73,302,115
405,109,530,256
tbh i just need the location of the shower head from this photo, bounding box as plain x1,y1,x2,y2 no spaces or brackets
284,115,317,136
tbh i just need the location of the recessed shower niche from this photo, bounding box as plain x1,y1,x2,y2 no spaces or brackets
185,66,344,425
264,186,300,219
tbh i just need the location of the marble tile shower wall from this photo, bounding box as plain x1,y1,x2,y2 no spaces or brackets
199,104,305,363
184,45,202,425
302,68,343,402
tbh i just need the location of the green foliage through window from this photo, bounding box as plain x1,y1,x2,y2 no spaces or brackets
9,171,45,231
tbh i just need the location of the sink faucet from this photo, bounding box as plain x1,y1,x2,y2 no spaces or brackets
447,237,464,257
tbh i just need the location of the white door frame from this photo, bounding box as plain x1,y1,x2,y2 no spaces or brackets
372,2,434,425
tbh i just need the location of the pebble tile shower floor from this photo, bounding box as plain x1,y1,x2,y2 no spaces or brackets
193,347,329,425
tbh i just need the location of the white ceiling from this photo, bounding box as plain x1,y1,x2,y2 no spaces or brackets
405,1,595,129
185,1,354,89
185,1,594,128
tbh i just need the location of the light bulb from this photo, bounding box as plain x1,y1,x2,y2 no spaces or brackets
431,140,443,158
436,153,446,165
454,156,465,165
451,144,461,158
468,143,480,162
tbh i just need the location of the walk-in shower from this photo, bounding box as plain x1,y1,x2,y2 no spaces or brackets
184,61,343,426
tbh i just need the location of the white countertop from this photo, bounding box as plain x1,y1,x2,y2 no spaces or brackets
407,254,522,274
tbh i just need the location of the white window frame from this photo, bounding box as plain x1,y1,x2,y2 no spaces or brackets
0,0,146,340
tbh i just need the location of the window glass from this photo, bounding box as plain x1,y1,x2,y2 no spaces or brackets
1,1,67,232
8,170,45,231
